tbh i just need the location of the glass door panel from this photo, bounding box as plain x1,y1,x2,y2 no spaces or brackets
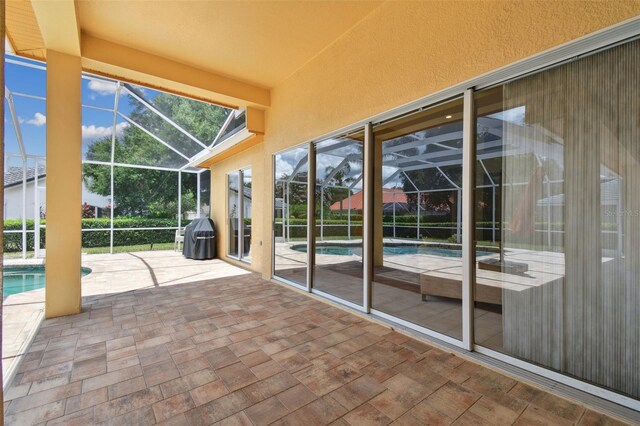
242,169,252,261
273,146,309,286
473,39,640,400
227,172,240,258
313,132,364,305
372,98,465,340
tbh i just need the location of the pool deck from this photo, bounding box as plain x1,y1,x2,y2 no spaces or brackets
2,252,237,389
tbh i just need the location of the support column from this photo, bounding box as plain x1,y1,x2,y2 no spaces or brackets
45,51,82,318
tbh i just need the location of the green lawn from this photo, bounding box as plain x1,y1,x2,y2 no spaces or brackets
82,242,176,254
3,242,177,259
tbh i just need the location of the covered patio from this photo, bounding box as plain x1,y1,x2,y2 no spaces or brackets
2,254,622,425
2,0,640,424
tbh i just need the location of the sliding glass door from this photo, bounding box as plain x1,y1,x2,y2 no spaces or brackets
273,146,309,286
473,39,640,400
242,169,252,261
371,98,465,340
227,168,251,263
313,132,364,305
227,172,239,258
271,36,640,404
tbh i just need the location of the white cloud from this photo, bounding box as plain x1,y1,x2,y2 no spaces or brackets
82,122,129,142
20,112,47,126
87,80,118,95
87,79,145,97
275,157,294,178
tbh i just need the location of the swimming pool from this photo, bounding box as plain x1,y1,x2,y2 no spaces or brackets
2,266,92,297
293,244,493,257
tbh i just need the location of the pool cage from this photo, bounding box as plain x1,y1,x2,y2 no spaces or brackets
4,55,243,259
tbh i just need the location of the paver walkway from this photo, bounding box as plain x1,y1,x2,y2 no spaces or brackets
3,254,629,425
2,252,243,386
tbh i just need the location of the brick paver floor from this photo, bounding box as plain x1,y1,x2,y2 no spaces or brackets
3,261,630,425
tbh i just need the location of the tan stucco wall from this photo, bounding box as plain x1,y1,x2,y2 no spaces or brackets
209,1,640,278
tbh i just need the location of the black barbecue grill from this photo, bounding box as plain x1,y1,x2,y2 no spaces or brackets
183,218,216,260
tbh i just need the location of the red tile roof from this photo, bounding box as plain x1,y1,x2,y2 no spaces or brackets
329,188,408,211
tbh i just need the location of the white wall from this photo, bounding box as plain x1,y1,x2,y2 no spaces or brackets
4,177,109,220
4,178,44,220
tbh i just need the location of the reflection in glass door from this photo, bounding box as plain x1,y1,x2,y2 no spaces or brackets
227,172,239,258
273,146,309,287
227,168,251,263
267,38,640,405
372,98,465,340
473,39,640,400
313,132,364,305
242,169,252,261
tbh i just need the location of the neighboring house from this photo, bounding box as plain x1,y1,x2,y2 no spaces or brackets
227,186,252,219
4,166,110,220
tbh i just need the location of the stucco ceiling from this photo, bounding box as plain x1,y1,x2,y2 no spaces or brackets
76,1,382,89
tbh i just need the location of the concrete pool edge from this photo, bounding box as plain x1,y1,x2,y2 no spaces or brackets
3,258,45,267
2,308,44,391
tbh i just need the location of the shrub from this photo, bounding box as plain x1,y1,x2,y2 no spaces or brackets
3,218,191,252
3,219,41,252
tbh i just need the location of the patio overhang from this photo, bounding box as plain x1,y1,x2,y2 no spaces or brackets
7,0,386,111
80,35,270,110
8,0,272,109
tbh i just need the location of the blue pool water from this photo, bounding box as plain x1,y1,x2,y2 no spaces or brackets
294,244,493,257
3,266,92,297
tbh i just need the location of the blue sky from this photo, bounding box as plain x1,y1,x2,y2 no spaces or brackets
4,54,165,165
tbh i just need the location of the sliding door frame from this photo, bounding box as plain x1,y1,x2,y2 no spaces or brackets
461,89,476,351
305,142,315,293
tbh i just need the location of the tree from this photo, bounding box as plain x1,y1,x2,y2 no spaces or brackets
83,90,228,218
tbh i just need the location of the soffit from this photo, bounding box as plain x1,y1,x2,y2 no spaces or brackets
6,0,46,61
76,1,382,88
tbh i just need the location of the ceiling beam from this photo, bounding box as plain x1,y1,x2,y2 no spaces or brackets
31,0,80,56
81,34,270,109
